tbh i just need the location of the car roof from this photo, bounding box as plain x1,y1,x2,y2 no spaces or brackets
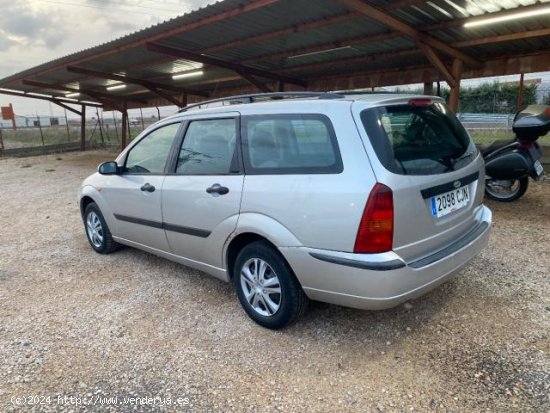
163,92,444,120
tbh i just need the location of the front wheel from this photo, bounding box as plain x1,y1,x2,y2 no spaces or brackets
485,177,529,202
83,202,119,254
233,241,308,329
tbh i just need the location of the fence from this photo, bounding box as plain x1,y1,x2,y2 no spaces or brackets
0,119,156,157
0,113,546,159
457,113,515,130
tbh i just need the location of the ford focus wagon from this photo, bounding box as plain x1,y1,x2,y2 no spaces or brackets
79,92,491,329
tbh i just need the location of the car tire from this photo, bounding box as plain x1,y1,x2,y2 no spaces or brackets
233,241,308,329
83,202,119,254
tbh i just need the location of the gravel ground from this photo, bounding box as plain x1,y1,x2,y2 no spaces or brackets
0,150,548,413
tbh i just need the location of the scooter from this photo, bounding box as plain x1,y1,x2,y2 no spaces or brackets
477,105,548,202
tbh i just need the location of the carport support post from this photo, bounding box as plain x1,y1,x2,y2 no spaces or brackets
423,82,433,96
449,59,463,113
120,102,128,150
516,73,525,112
80,105,86,151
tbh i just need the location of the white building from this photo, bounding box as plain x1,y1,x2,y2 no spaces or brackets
0,115,67,128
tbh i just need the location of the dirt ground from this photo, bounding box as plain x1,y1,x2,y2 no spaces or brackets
0,150,548,412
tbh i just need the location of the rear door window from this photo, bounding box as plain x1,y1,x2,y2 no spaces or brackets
361,102,476,175
242,114,342,174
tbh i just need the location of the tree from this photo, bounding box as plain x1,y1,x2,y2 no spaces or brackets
439,82,537,113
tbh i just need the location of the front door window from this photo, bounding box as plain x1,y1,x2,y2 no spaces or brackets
125,123,181,174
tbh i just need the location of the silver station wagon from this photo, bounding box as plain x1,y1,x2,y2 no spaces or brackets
79,92,492,329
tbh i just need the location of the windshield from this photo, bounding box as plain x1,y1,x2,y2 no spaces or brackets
360,102,476,175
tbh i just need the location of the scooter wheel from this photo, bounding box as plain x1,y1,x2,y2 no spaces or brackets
485,177,529,202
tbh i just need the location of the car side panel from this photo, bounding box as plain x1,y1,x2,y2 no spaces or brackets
238,104,376,251
162,175,244,269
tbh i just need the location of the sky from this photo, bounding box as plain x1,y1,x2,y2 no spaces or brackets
0,0,549,120
0,0,216,119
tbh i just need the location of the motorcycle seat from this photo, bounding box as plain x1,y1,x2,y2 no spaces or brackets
476,138,516,156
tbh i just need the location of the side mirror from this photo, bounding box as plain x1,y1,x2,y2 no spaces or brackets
98,161,119,175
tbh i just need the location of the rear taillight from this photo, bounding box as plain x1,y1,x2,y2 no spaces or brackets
354,183,394,254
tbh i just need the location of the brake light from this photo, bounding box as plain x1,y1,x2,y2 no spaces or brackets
408,98,432,107
354,183,394,253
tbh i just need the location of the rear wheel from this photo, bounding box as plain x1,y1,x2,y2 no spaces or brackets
84,202,119,254
485,177,528,202
233,241,308,329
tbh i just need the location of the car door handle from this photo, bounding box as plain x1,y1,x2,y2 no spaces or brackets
140,183,156,192
206,184,229,195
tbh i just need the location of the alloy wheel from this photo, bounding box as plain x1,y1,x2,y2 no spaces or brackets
240,258,282,317
86,211,104,248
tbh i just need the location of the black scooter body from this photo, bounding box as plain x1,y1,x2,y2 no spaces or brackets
478,105,548,201
481,104,549,179
485,150,531,180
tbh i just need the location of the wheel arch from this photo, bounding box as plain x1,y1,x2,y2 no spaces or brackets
226,233,299,283
80,195,96,219
226,233,272,280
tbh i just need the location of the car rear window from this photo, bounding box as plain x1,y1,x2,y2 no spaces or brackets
242,114,342,174
360,102,476,175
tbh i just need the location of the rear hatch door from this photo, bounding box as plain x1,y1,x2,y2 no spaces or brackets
352,97,485,262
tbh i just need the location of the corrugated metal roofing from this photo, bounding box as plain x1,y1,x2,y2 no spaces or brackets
0,0,549,109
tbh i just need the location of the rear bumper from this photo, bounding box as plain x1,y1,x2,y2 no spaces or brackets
280,205,492,310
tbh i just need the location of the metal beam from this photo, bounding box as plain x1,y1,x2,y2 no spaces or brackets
303,51,550,92
449,59,463,113
423,82,433,95
201,12,358,54
517,73,525,112
146,42,307,87
384,0,429,11
237,71,273,93
120,102,128,150
175,51,550,100
425,3,550,32
240,31,400,65
273,28,550,77
144,86,186,107
0,89,103,108
281,48,419,74
336,0,481,68
239,26,549,68
454,28,550,48
80,105,86,151
66,66,209,97
238,25,548,68
22,80,147,106
416,42,457,88
200,1,427,55
48,99,82,116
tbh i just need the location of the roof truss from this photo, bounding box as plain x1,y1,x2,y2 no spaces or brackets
146,42,307,87
336,0,482,68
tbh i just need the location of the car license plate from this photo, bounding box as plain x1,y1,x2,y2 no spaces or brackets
534,160,543,177
431,186,470,218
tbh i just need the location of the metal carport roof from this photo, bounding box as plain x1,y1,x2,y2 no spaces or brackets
1,0,549,147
